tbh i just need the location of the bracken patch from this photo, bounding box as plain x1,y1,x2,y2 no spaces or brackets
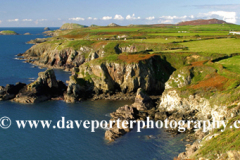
118,54,156,63
191,60,208,67
189,73,228,90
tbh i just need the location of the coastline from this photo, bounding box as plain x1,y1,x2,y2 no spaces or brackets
2,24,240,159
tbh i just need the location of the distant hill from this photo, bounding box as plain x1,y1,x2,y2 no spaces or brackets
60,23,88,30
89,24,98,27
178,19,228,26
108,23,120,27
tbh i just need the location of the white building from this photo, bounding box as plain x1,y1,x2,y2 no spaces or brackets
229,31,240,35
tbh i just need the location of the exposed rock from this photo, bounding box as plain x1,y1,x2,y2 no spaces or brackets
159,89,227,121
0,82,26,101
132,88,154,110
76,56,169,95
108,23,120,27
13,69,67,104
24,32,31,35
44,27,50,30
21,43,93,69
105,104,138,142
43,30,57,36
26,38,47,44
105,88,155,142
63,73,93,102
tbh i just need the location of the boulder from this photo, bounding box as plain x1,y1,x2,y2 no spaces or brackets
132,88,154,110
13,69,66,104
0,82,26,101
105,88,155,142
24,32,31,35
44,27,50,30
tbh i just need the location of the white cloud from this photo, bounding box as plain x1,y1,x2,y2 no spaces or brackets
159,15,188,20
0,20,2,24
146,16,155,20
126,14,141,20
157,15,194,24
87,17,98,20
69,17,85,21
38,19,47,21
114,14,124,20
22,19,32,22
102,16,112,20
8,19,19,22
58,18,61,20
158,19,173,24
199,11,237,23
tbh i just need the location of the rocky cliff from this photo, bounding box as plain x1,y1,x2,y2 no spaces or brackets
105,88,155,141
13,69,66,103
64,55,175,102
20,37,183,71
158,61,240,159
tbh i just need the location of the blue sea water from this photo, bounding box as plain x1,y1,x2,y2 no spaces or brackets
0,27,188,160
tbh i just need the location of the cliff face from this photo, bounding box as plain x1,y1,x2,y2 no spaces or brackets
158,62,240,159
22,43,88,70
79,57,166,93
14,69,66,104
158,63,236,120
21,41,158,70
159,89,227,120
65,55,174,102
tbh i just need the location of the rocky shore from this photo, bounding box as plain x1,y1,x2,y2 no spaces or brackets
13,25,240,159
105,88,155,141
0,69,66,104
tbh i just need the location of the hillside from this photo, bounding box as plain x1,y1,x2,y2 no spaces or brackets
60,23,88,30
178,18,228,26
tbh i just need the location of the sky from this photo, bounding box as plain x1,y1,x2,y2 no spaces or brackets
0,0,240,27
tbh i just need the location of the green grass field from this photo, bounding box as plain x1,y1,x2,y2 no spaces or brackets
148,31,229,36
218,56,240,74
178,38,240,54
131,38,191,43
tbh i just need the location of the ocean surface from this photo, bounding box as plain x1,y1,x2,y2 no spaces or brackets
0,27,188,160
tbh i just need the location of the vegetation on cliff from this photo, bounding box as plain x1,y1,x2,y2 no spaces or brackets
20,22,240,159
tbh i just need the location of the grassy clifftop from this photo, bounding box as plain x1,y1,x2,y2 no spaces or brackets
60,23,88,30
23,23,240,158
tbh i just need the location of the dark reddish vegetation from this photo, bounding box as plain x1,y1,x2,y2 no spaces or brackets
93,41,108,49
118,54,156,63
189,73,228,90
61,33,88,39
178,19,227,26
191,60,208,67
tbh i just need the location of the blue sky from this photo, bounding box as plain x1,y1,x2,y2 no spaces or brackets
0,0,240,27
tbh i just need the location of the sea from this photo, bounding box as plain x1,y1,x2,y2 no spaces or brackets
0,27,188,160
